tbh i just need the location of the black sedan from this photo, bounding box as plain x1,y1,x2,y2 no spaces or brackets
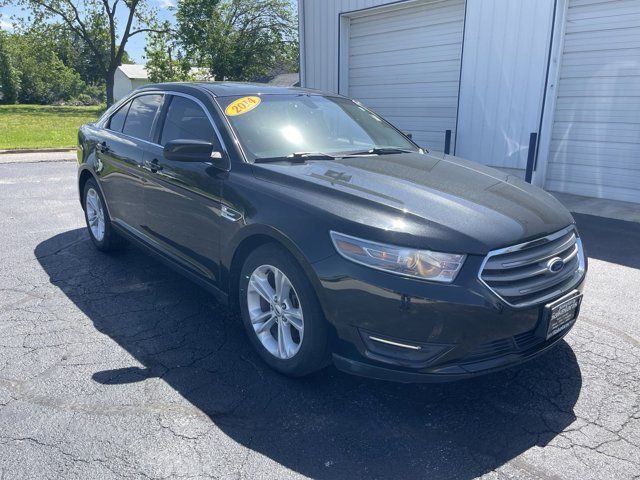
77,82,587,382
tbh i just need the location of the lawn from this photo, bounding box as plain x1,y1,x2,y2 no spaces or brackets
0,104,104,150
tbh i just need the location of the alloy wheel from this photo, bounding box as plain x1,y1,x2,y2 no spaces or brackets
85,188,105,242
247,264,304,359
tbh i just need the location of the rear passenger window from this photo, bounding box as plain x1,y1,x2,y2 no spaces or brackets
108,102,129,132
122,94,163,141
160,96,217,146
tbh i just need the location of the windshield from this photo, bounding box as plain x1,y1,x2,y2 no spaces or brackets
217,94,419,162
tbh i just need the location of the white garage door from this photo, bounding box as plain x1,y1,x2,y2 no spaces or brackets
345,0,465,150
545,0,640,203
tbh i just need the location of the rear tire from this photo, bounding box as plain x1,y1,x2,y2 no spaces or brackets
82,178,126,252
239,244,330,377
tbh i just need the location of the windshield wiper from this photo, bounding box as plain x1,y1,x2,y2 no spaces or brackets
346,147,415,156
254,152,338,164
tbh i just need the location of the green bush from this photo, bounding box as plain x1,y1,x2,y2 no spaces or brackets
5,30,89,104
79,83,106,104
15,49,86,104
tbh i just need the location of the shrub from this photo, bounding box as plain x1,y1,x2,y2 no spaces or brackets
6,30,87,104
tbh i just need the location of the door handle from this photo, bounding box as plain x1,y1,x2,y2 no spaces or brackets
143,158,163,173
97,141,110,154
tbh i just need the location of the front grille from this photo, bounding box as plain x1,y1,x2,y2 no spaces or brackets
479,226,585,308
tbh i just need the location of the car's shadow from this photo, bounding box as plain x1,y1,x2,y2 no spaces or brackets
36,229,581,479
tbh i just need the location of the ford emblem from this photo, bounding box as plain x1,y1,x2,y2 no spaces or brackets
547,257,565,274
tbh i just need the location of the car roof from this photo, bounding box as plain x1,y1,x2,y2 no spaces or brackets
137,81,333,98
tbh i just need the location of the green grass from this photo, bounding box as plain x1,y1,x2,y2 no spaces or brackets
0,104,104,150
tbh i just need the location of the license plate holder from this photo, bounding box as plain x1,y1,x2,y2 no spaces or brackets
543,291,582,340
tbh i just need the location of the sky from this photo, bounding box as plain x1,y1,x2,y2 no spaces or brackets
0,0,178,63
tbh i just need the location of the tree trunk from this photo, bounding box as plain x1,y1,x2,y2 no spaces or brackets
105,69,116,107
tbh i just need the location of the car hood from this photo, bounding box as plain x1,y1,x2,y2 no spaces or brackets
251,152,574,255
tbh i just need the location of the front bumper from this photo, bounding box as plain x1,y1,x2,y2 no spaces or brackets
311,253,586,383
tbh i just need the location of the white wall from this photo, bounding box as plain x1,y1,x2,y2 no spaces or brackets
113,69,132,102
113,73,150,102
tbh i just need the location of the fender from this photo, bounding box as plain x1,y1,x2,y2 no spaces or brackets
77,164,115,220
221,223,336,311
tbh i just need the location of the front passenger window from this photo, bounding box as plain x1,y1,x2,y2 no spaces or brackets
161,96,218,147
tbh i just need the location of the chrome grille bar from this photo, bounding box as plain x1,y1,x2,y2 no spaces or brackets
483,232,576,270
479,226,586,308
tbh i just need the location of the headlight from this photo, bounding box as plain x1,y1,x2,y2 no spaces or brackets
330,231,466,283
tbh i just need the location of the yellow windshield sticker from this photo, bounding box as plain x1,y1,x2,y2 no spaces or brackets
225,96,261,116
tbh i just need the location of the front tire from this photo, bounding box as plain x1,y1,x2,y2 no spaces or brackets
82,178,125,252
239,244,330,377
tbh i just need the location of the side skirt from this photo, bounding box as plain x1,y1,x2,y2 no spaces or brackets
111,223,230,307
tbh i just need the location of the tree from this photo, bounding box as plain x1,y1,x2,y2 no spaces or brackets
176,0,298,81
0,31,18,104
48,19,113,87
7,0,166,105
144,21,191,83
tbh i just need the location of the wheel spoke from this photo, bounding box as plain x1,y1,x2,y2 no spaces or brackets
282,324,298,358
255,315,276,334
251,310,271,324
249,276,275,303
277,320,286,358
87,195,98,213
284,310,303,331
274,269,288,298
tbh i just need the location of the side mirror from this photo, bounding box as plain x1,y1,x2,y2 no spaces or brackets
164,139,218,163
404,132,413,140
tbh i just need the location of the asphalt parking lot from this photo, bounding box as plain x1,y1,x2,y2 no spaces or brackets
1,160,639,480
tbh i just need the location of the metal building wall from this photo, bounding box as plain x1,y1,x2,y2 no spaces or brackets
543,0,640,203
301,0,398,93
300,0,555,162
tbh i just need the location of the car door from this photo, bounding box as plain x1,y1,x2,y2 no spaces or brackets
97,93,163,235
142,93,228,284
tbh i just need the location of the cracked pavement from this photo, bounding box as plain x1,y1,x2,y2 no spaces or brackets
0,160,639,479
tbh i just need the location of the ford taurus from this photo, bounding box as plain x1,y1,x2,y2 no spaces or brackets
77,82,587,382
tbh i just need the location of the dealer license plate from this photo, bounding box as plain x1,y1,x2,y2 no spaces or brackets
544,291,582,339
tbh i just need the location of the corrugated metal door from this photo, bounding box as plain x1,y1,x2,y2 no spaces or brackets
345,0,465,150
545,0,640,203
455,0,555,170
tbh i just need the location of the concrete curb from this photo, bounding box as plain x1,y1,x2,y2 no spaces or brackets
0,150,77,165
0,157,76,165
0,148,76,154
